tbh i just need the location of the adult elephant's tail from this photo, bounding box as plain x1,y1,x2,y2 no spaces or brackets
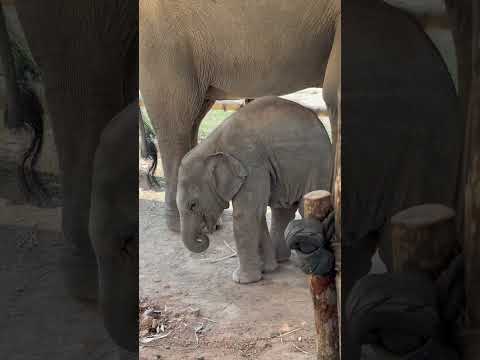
1,6,48,205
15,81,48,205
139,112,159,188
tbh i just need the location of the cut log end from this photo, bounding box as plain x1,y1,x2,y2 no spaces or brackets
390,203,457,276
391,203,455,229
304,190,332,221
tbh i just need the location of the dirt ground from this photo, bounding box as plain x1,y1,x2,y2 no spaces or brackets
139,160,318,360
0,127,134,359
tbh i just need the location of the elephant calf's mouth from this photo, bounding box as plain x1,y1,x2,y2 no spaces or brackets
201,214,216,234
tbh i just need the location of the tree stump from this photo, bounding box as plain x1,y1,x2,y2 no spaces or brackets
303,190,339,360
390,204,456,278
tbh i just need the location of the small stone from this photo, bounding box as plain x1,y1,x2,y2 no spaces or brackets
151,319,159,329
195,356,205,360
139,329,149,337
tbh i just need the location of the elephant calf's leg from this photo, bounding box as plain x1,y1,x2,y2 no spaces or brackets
260,214,278,273
271,207,297,262
232,208,264,284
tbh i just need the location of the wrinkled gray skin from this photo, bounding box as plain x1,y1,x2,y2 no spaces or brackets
0,2,138,352
140,0,341,232
177,97,332,284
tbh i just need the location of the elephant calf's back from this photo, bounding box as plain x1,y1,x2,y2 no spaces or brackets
229,97,333,205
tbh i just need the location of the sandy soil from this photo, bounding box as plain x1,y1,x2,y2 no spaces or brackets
139,168,318,360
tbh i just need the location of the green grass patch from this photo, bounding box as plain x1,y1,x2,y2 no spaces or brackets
198,110,233,141
141,108,233,142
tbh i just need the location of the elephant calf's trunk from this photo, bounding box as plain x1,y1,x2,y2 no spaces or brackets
183,233,210,253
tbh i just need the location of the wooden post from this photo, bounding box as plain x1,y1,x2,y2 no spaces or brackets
303,190,339,360
390,204,456,278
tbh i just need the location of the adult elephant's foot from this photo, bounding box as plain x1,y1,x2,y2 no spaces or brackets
165,205,181,232
232,267,262,284
60,247,98,302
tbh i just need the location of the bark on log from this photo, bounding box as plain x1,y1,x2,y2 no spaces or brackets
390,204,456,278
303,190,339,360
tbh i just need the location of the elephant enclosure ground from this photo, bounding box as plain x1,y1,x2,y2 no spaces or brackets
139,195,317,360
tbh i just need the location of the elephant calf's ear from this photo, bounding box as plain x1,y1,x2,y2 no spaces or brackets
207,152,247,202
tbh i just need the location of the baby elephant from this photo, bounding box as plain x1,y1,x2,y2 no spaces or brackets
177,96,332,283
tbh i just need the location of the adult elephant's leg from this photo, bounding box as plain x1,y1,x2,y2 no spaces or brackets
141,69,212,232
191,99,215,148
160,99,213,232
271,207,297,262
15,3,133,301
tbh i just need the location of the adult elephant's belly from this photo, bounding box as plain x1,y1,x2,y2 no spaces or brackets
205,42,329,100
206,63,326,101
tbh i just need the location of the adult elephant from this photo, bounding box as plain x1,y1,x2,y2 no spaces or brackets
0,1,138,352
139,0,341,232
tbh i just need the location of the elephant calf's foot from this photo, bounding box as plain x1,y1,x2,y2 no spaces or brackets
232,267,262,284
275,247,291,263
262,258,278,273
